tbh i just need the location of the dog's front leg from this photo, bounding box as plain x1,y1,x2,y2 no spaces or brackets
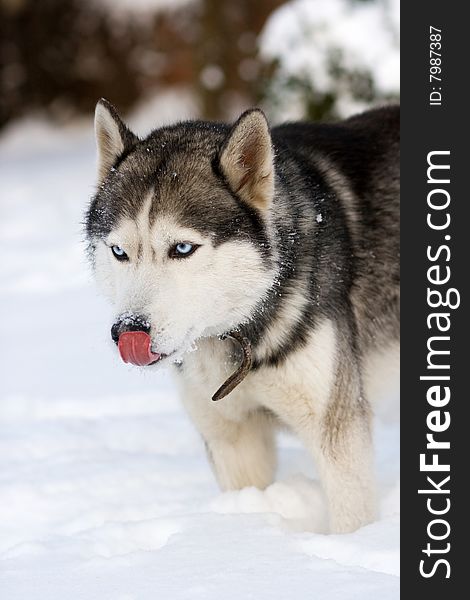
311,417,376,533
205,410,277,491
183,393,276,491
261,319,376,533
306,361,377,534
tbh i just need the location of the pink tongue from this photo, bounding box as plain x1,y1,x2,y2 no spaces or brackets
118,331,161,366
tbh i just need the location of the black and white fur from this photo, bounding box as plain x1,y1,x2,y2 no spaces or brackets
85,99,399,533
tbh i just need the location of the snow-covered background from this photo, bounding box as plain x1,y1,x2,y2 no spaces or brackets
0,100,399,597
261,0,400,119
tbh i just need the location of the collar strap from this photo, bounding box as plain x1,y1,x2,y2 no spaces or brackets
211,331,252,401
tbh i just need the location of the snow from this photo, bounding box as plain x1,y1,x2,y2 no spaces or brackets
94,0,196,18
123,88,198,136
260,0,400,119
0,114,399,598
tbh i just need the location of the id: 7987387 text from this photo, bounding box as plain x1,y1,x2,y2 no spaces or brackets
429,26,442,106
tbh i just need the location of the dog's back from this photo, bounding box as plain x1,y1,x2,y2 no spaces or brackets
272,106,400,354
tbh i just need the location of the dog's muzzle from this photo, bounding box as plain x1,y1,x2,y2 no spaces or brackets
111,314,162,366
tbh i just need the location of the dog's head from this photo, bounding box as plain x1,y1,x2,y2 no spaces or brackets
85,99,278,366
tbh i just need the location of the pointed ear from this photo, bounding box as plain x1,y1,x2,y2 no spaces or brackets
218,109,274,213
94,98,138,183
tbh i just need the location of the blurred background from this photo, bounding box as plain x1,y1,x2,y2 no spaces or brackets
1,0,399,129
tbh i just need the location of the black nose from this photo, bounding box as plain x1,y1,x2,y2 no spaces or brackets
111,315,151,343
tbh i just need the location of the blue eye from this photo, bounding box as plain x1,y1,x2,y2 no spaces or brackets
170,242,199,259
176,243,192,254
111,245,128,261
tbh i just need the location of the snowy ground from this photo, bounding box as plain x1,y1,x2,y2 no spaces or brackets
0,115,399,599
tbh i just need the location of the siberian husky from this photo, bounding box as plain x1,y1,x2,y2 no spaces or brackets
85,99,399,533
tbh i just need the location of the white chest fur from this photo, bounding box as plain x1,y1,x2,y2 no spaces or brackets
174,318,337,430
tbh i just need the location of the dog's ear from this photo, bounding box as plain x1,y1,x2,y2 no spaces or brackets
94,98,138,183
218,109,274,213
